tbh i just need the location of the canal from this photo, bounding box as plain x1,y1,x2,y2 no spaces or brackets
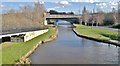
30,21,118,64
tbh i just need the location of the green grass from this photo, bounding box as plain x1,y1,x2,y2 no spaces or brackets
74,24,119,41
0,27,56,64
0,45,2,66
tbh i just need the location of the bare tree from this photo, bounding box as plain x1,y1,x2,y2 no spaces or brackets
2,1,46,33
112,8,118,25
33,2,46,25
82,12,90,25
92,11,105,26
81,6,90,26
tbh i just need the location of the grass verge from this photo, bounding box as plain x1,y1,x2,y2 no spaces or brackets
1,27,56,64
74,24,119,41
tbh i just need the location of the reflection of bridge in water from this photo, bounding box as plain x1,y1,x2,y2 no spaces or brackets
54,20,73,28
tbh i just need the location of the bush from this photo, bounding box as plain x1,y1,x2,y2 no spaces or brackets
112,24,120,29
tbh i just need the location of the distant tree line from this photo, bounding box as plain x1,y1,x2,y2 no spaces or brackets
80,7,119,26
49,10,74,15
2,1,46,33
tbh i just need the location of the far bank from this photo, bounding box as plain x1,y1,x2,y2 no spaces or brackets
73,24,120,47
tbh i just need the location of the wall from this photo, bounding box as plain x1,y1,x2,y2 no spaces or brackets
11,37,24,42
44,19,48,25
24,29,48,42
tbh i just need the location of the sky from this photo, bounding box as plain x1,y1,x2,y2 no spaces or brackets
1,0,119,2
0,0,119,14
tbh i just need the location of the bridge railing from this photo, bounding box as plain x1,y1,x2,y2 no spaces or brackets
46,14,80,18
1,26,48,35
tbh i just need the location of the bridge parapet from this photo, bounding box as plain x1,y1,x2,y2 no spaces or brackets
46,14,80,18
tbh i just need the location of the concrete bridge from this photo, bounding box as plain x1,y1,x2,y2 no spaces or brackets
45,14,81,24
46,14,80,18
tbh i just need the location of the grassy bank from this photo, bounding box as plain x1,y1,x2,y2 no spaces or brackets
74,24,119,41
1,27,56,64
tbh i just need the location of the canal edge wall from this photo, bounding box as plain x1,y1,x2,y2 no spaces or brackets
24,29,49,42
15,28,58,65
72,28,120,47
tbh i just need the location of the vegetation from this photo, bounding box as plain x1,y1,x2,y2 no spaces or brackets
111,24,120,29
81,7,118,26
2,2,46,32
75,24,119,41
1,27,56,64
103,13,115,26
49,10,74,15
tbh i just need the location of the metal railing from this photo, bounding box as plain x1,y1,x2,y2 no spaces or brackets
1,26,48,35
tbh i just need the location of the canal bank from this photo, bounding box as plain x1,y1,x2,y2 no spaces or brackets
16,27,58,64
1,27,57,64
30,26,118,64
73,29,120,47
73,25,120,47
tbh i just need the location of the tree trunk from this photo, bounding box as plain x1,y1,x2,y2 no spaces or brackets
92,21,94,26
96,23,98,26
80,21,82,25
85,22,87,26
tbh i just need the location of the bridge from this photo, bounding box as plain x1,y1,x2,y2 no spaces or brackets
45,14,81,24
46,14,80,19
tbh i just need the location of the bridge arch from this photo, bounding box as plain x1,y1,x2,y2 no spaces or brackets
54,20,73,25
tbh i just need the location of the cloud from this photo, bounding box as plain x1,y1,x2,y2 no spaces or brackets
96,3,107,8
109,2,118,9
96,2,118,9
62,6,65,8
109,2,118,6
59,1,70,5
71,0,119,3
72,0,98,3
33,0,45,4
1,0,35,2
50,1,70,9
1,0,18,2
0,4,5,8
54,1,70,6
47,6,60,11
19,4,25,7
40,1,45,4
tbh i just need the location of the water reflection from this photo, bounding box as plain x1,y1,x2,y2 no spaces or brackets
30,24,118,64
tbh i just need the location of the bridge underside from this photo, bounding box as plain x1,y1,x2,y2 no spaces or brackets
46,17,78,19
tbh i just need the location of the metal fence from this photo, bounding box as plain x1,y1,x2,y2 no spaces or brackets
1,26,48,35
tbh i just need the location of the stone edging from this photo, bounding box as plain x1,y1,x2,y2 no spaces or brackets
72,28,120,47
15,28,58,65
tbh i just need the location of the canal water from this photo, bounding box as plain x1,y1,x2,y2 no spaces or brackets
30,21,118,64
